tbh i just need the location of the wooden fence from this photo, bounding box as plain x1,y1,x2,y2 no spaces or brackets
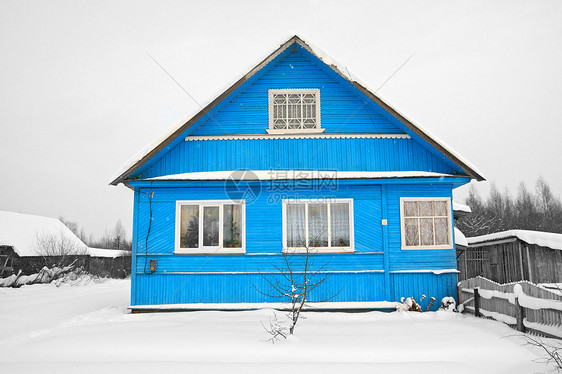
459,276,562,339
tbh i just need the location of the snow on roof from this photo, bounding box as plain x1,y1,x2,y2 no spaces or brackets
467,230,562,251
88,247,129,258
0,210,88,257
145,170,456,181
454,227,468,247
301,37,485,181
453,202,472,214
111,35,484,186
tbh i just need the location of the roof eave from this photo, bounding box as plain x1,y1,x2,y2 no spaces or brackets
109,36,302,186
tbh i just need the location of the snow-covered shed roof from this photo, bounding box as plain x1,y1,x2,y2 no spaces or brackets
110,35,484,187
89,247,129,258
0,210,126,258
0,210,88,257
453,202,471,214
467,230,562,251
454,227,468,247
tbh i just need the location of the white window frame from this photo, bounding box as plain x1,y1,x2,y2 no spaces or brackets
175,200,246,255
267,89,324,134
399,197,453,250
282,198,354,254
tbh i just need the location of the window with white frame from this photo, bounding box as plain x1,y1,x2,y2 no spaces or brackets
268,89,321,133
283,199,354,253
400,197,453,250
175,200,245,254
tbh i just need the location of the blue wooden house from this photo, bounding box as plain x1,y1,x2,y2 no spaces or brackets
110,36,484,311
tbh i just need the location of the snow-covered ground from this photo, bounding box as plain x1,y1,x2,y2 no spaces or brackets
0,280,556,373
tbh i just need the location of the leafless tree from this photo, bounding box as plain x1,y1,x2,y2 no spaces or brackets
458,178,562,236
35,230,88,267
256,245,338,339
524,334,562,372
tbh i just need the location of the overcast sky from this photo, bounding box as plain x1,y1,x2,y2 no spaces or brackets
1,0,561,239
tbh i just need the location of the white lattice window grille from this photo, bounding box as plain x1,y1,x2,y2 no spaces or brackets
268,89,322,133
400,197,453,250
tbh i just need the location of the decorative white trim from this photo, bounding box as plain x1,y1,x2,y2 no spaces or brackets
265,128,325,135
389,269,459,274
174,200,246,255
399,197,454,250
185,133,409,141
282,198,355,254
268,88,321,132
129,300,400,311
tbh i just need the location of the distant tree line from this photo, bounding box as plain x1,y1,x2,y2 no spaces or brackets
59,217,132,252
457,177,562,237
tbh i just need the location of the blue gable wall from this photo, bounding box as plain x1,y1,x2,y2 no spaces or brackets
129,45,467,180
190,49,400,135
136,137,460,180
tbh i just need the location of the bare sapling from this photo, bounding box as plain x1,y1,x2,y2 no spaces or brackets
257,244,338,340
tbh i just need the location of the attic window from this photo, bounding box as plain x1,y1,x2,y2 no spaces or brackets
267,89,323,134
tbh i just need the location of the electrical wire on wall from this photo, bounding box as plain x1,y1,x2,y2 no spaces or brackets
137,183,155,275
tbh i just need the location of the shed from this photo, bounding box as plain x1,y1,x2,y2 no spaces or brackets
464,230,562,283
0,210,130,277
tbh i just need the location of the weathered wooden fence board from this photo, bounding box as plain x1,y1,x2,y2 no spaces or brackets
459,276,562,339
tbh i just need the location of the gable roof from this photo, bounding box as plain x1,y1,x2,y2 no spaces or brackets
110,35,484,186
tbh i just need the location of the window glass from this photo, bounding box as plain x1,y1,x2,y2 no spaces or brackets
270,90,319,131
285,200,352,250
202,206,219,246
223,204,242,248
404,218,419,246
286,204,306,247
402,198,451,249
308,203,328,247
180,205,199,248
404,201,418,217
434,218,449,245
330,203,350,247
420,218,434,246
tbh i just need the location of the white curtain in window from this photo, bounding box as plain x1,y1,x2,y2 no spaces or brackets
286,204,306,247
330,203,350,247
308,204,328,247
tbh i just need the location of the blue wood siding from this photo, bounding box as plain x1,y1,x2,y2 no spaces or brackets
133,271,457,310
385,183,457,271
131,181,459,307
135,137,460,179
190,50,400,136
135,184,384,257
